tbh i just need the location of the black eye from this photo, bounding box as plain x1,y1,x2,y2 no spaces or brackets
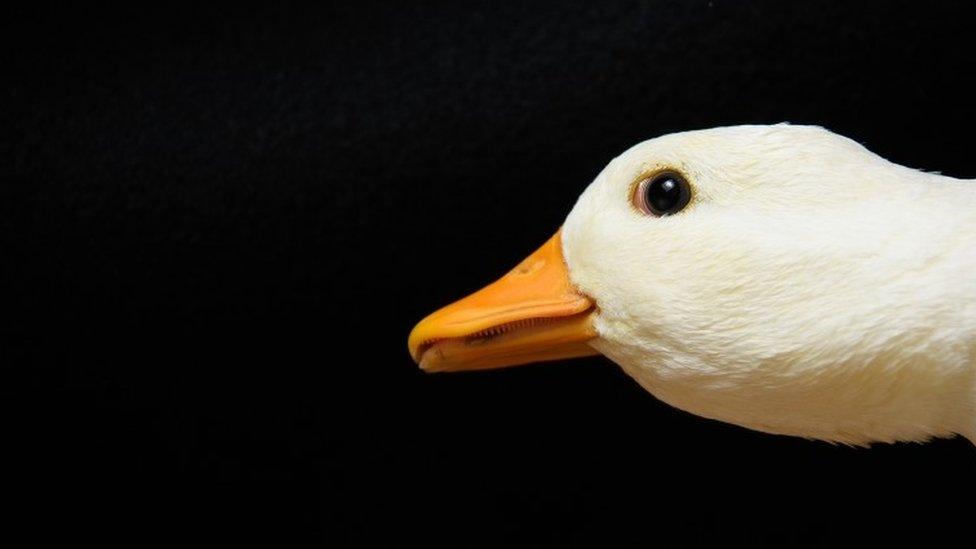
634,171,692,216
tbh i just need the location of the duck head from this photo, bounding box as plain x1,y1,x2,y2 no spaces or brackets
410,124,976,445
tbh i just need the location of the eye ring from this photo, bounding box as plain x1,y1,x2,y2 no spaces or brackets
632,170,692,217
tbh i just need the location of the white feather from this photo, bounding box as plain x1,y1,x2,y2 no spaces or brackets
561,124,976,445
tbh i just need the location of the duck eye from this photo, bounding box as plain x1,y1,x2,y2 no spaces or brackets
634,171,691,216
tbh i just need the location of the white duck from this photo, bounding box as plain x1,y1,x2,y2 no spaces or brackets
409,124,976,446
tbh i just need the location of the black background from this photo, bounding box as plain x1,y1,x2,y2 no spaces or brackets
3,1,976,546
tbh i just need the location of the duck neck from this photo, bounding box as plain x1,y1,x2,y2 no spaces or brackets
930,175,976,444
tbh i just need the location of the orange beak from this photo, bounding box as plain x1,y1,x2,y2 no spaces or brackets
408,229,599,372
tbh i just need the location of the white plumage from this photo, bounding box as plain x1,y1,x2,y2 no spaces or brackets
561,124,976,445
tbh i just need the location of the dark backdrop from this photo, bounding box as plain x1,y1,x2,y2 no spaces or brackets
3,1,975,546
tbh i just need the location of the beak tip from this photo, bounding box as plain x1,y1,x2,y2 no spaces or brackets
416,340,444,371
408,334,437,371
407,325,425,365
417,352,443,373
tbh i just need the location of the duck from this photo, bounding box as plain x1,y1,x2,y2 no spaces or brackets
408,124,976,446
